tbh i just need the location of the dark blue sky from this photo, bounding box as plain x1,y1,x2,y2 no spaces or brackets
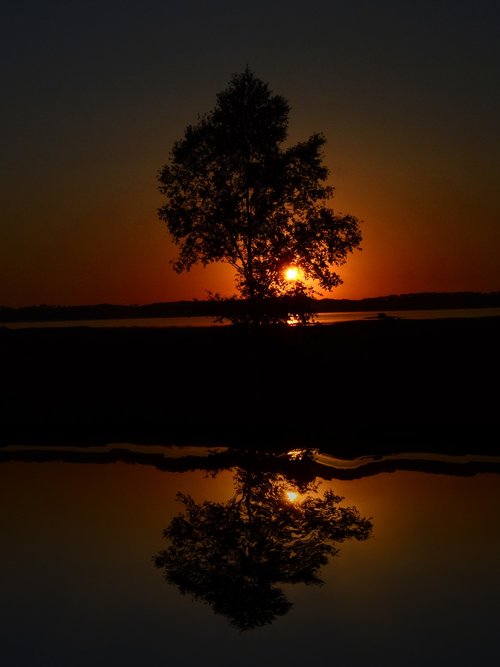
2,0,499,305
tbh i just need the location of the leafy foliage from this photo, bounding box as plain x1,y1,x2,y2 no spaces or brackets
158,68,362,324
154,464,373,630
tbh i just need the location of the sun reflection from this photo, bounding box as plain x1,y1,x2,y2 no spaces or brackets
285,490,299,503
287,449,310,460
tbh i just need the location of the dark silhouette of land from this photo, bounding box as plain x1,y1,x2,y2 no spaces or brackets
1,314,499,450
1,444,499,478
1,291,500,323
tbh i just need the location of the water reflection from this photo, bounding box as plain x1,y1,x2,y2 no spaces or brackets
153,451,373,630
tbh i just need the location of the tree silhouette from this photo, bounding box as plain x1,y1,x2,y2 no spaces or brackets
153,465,373,630
158,68,362,324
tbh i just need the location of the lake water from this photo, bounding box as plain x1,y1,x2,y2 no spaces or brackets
4,307,500,328
1,445,499,666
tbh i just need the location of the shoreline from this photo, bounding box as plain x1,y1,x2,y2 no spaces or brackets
1,442,499,477
3,306,500,330
2,291,500,324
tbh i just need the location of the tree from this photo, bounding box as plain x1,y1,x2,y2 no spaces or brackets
153,461,373,630
158,67,362,324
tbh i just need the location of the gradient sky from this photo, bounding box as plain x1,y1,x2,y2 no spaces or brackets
2,0,499,306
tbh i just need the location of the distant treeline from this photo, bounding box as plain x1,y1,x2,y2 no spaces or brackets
323,291,500,313
1,291,500,323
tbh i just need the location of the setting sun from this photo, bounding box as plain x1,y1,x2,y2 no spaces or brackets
284,267,299,281
285,490,299,503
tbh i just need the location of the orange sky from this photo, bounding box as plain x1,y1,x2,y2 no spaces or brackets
2,1,499,306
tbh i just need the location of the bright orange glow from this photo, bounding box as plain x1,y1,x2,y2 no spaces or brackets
287,449,310,460
284,267,299,281
285,490,299,503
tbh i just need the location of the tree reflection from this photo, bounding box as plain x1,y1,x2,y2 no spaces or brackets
153,455,373,631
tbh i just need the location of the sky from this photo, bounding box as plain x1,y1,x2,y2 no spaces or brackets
1,0,499,306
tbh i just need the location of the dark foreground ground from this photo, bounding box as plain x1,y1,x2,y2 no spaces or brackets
1,317,499,453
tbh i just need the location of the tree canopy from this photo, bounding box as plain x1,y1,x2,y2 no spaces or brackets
158,68,362,324
153,459,373,630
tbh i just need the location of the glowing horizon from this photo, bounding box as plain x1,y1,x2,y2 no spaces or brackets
2,3,499,308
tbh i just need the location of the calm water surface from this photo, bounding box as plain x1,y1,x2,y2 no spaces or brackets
1,446,499,666
4,307,500,328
